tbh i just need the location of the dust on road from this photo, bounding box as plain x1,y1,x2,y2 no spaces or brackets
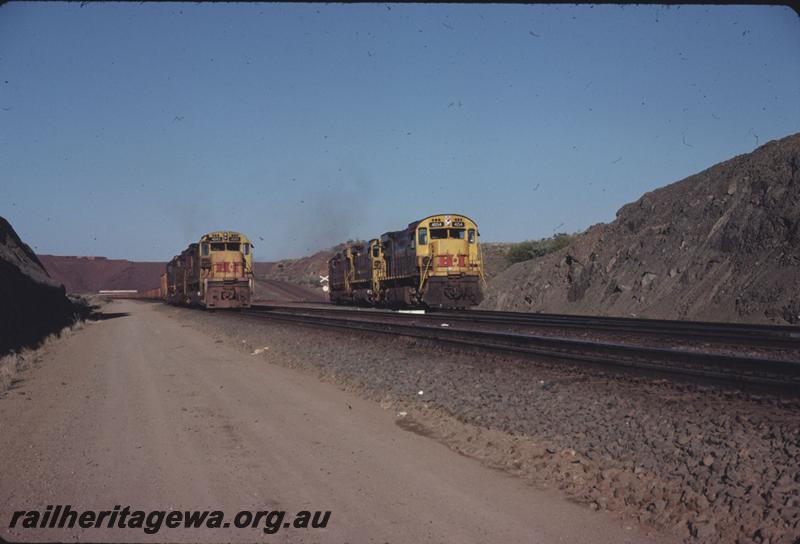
0,300,671,543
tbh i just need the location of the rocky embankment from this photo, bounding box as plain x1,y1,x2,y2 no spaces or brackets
483,133,800,324
254,245,348,290
0,218,77,355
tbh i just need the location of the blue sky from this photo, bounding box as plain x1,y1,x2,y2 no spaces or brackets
1,3,798,261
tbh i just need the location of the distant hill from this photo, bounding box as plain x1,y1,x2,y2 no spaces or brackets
482,133,800,324
39,256,166,294
253,243,356,291
38,255,325,302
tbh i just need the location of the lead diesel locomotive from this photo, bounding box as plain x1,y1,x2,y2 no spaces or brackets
328,214,485,309
163,231,254,308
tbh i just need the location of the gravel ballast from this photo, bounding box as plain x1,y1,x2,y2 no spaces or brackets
157,303,800,544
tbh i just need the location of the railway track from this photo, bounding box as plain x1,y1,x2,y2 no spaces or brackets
239,305,800,394
250,303,800,349
457,309,800,348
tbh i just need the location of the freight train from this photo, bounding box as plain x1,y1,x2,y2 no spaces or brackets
163,231,254,309
328,214,485,309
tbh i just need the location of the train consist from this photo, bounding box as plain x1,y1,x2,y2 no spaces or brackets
327,214,485,309
162,231,254,309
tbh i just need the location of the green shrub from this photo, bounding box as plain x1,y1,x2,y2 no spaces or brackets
506,233,575,264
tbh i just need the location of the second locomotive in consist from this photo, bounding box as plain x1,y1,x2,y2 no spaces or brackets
328,214,484,309
163,230,254,309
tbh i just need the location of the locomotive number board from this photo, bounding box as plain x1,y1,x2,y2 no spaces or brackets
429,218,465,228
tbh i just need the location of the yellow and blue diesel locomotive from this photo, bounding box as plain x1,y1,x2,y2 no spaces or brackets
163,231,254,309
328,214,485,309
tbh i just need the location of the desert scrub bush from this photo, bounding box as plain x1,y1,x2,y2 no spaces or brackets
506,233,575,264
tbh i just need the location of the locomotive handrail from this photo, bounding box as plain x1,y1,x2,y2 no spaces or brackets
477,241,487,286
419,246,435,294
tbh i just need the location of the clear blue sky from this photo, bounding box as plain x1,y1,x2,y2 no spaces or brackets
1,3,798,261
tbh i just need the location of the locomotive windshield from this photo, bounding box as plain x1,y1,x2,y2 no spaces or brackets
209,242,242,251
430,228,465,240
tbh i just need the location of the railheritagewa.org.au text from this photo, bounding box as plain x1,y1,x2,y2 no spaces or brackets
9,505,331,535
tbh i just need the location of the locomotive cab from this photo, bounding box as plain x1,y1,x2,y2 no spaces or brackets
413,215,484,308
164,230,255,309
198,231,254,308
415,216,481,273
327,214,484,309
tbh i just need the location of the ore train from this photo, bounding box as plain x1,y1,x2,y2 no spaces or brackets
327,214,485,309
162,231,254,309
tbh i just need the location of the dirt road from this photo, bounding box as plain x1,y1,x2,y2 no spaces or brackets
0,300,671,543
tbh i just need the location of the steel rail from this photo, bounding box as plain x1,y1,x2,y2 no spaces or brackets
238,307,800,394
250,303,800,349
460,308,800,334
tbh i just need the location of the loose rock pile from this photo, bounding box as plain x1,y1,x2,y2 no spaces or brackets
167,307,800,543
482,133,800,325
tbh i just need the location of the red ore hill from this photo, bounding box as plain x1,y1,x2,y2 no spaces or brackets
38,255,326,303
38,256,166,294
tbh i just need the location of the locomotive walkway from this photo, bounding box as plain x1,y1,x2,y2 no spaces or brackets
0,300,672,543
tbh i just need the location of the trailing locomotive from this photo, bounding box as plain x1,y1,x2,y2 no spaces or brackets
328,214,484,309
164,231,254,309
